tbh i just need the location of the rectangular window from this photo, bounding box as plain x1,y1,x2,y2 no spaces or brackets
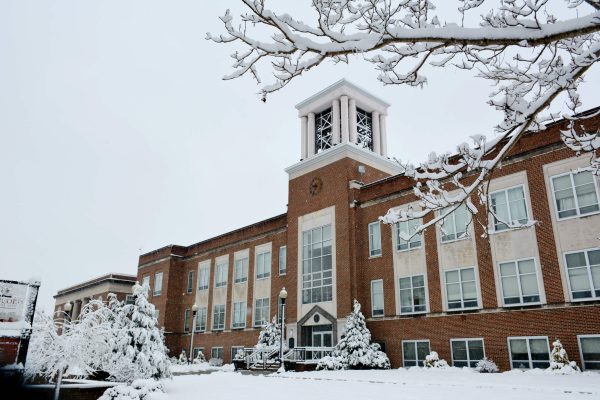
215,260,228,288
302,225,333,304
142,276,150,290
509,337,550,369
254,298,270,327
402,340,430,367
565,249,600,300
231,346,244,361
279,246,287,275
451,339,485,367
490,185,529,231
371,280,384,317
211,347,224,360
552,170,599,219
440,204,470,242
499,258,541,305
399,275,427,314
578,335,600,371
195,307,207,332
125,295,135,305
212,304,225,331
153,272,163,296
396,219,422,251
198,265,210,291
256,251,271,280
234,256,248,283
232,301,246,329
445,267,478,310
368,222,382,256
184,308,190,332
187,271,194,293
193,347,204,359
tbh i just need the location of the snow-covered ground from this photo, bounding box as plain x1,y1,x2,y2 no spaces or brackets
150,368,600,400
169,362,234,374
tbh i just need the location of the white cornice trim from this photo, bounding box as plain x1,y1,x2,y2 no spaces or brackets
295,79,390,111
285,143,403,179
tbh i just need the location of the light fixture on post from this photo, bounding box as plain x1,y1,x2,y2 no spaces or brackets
278,287,288,371
189,303,199,364
54,302,73,400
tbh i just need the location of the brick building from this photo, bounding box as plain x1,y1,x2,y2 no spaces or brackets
137,80,600,370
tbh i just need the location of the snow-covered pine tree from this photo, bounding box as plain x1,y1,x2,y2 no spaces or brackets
317,299,390,370
256,316,281,349
105,283,171,382
549,339,580,373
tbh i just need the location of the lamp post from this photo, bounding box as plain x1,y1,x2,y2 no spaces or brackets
278,287,287,370
54,302,72,400
189,304,198,364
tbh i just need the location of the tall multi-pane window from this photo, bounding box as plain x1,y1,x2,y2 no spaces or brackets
451,339,485,367
490,186,529,231
356,108,373,150
279,246,287,275
153,272,163,296
315,108,333,153
183,308,190,332
302,224,333,304
212,304,225,331
578,336,600,370
499,259,540,305
368,222,382,257
399,275,427,314
371,280,384,317
445,267,478,310
440,204,470,242
215,260,228,288
402,340,430,367
254,298,270,327
142,276,150,290
195,307,207,332
552,171,599,219
565,249,600,300
396,219,422,251
211,347,224,360
232,301,246,329
234,256,248,283
187,271,194,293
256,251,271,279
509,337,550,369
198,266,210,291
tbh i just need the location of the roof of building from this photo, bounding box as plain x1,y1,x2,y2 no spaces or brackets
295,78,391,110
54,273,136,298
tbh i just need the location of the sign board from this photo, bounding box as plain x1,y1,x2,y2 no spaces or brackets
0,282,29,323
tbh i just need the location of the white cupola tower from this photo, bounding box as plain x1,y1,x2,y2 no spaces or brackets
295,79,390,160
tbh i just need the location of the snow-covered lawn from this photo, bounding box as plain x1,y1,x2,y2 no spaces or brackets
152,368,600,400
169,362,234,374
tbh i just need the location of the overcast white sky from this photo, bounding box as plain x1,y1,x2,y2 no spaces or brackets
1,1,599,312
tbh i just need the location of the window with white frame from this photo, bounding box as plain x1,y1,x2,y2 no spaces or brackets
254,298,270,327
198,265,209,291
153,272,163,296
490,185,529,231
142,276,150,290
125,295,135,305
187,271,194,293
578,335,600,370
565,249,600,300
368,222,382,257
234,256,248,283
451,339,485,367
445,267,478,310
212,304,225,331
552,170,599,219
215,260,228,288
399,275,427,314
256,250,271,279
211,347,224,360
232,301,246,329
371,280,384,317
183,308,190,332
509,337,550,369
440,204,470,242
402,340,430,367
302,225,333,304
279,246,287,275
195,307,207,332
396,219,422,251
231,346,244,361
499,258,541,305
193,347,204,360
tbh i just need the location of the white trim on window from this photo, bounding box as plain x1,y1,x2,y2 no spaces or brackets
398,274,428,315
498,257,542,307
370,279,384,317
279,246,287,275
153,272,163,296
443,266,479,311
368,221,382,257
211,347,224,360
255,250,272,280
450,338,485,368
507,336,550,369
577,334,600,371
550,170,600,221
563,247,600,302
212,304,226,331
232,301,247,329
401,339,430,367
489,184,530,232
439,204,471,243
186,270,195,293
198,263,210,291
